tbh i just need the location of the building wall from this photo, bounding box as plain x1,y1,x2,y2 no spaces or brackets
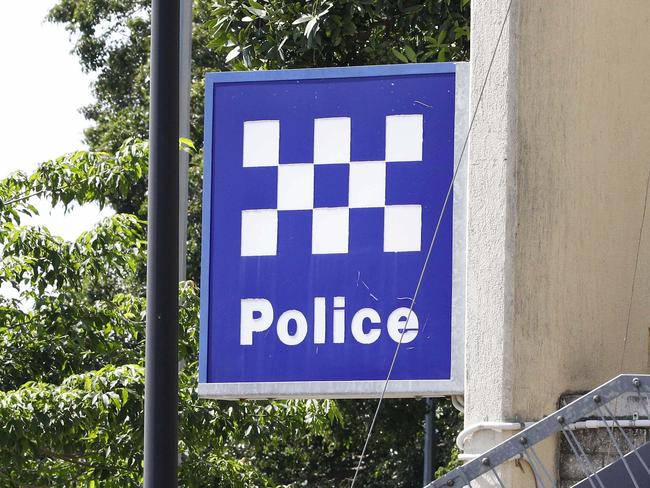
513,0,650,418
465,0,519,426
465,1,650,485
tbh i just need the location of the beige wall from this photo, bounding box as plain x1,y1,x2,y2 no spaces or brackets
513,0,650,417
465,1,650,485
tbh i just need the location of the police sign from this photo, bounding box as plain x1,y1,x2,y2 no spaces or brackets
198,63,468,399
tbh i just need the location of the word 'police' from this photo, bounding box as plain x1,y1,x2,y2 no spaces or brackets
241,297,419,346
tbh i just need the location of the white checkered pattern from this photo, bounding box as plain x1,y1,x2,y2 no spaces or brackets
241,115,424,256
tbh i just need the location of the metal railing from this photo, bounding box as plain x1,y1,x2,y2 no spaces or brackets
427,374,650,488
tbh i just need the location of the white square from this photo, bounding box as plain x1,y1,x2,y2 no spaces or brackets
349,161,386,208
384,205,422,252
385,114,423,162
314,117,351,164
312,207,349,254
243,120,279,167
277,164,314,210
241,209,277,256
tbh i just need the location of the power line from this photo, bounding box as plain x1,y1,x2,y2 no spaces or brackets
349,1,514,485
619,162,650,371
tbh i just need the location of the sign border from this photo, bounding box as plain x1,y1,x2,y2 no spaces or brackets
198,62,468,399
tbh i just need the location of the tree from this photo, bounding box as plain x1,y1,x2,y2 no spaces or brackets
45,1,469,283
0,139,461,487
7,0,471,484
0,143,338,487
210,0,470,69
48,0,470,154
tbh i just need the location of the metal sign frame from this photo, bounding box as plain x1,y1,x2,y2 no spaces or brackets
198,63,468,399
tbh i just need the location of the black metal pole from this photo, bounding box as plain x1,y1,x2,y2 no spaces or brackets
145,0,179,486
423,398,435,486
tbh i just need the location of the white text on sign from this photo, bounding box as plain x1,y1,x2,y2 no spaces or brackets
240,297,419,346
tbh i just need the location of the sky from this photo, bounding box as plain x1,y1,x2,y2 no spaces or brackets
0,1,112,240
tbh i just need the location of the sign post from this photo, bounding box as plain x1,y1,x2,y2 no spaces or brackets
199,63,468,399
145,0,179,486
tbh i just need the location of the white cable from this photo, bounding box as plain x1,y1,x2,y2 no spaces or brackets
457,421,532,451
568,419,650,430
451,395,465,413
457,419,650,461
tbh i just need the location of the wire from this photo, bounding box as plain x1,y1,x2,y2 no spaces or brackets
349,1,515,486
619,161,650,371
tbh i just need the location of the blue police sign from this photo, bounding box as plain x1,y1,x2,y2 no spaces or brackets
198,63,467,398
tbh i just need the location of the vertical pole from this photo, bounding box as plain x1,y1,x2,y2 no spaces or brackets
145,0,179,486
178,0,192,282
423,398,435,486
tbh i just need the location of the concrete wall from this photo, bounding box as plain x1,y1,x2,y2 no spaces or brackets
465,1,650,485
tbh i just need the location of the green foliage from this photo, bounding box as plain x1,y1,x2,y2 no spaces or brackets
48,0,218,152
46,0,470,294
210,0,470,69
0,218,146,389
0,138,149,220
434,447,462,479
47,0,152,152
0,140,462,486
48,0,469,153
0,145,341,486
0,365,144,486
17,1,470,485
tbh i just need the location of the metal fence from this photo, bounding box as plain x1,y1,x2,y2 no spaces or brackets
427,375,650,488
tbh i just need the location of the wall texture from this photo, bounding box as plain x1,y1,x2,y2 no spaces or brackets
513,0,650,418
465,1,650,485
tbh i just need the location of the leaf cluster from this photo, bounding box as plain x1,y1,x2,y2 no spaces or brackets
0,365,144,487
211,0,470,69
48,0,469,154
0,145,346,487
26,0,470,484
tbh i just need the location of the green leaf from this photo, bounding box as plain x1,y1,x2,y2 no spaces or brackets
292,15,312,25
391,48,409,63
179,137,196,153
225,46,241,63
401,4,424,14
404,45,417,63
243,5,267,18
304,17,318,39
7,2,468,485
